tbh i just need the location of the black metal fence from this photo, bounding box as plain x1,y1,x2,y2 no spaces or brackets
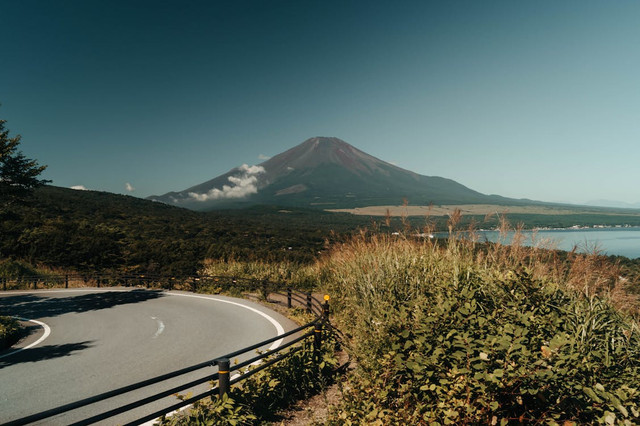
1,275,331,425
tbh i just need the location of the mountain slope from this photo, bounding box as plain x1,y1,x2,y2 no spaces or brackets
149,137,527,210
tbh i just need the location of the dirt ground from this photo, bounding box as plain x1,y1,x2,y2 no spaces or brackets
245,291,350,426
326,204,640,217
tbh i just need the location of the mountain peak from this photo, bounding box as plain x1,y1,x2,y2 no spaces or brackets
301,136,350,148
264,136,383,175
149,136,495,210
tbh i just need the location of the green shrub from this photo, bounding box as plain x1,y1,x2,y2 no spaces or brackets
323,232,640,425
200,259,321,290
0,259,40,278
0,316,21,349
162,334,337,425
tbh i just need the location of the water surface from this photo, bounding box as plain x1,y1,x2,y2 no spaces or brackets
452,228,640,259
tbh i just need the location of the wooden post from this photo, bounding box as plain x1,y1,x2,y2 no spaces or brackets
314,322,322,360
65,274,69,289
306,292,312,313
287,288,292,308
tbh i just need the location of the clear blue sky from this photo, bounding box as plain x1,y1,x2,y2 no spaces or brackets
1,0,639,205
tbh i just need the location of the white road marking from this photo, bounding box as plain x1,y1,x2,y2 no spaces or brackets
2,288,289,425
140,291,289,426
167,292,286,350
151,317,165,338
0,318,51,360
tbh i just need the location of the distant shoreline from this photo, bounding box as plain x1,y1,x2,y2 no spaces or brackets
434,226,640,260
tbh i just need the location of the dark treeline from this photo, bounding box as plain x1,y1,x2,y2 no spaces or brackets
0,186,370,276
3,186,640,278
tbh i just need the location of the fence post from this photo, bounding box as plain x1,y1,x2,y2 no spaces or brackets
261,280,268,301
314,321,322,360
287,288,292,308
323,295,330,320
192,278,197,293
65,274,69,289
216,358,230,397
306,292,312,313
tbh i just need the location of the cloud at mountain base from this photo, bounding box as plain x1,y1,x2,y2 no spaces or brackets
188,164,265,201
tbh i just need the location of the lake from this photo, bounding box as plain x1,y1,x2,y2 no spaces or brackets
470,228,640,259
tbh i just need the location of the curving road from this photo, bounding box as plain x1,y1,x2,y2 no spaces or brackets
0,288,299,425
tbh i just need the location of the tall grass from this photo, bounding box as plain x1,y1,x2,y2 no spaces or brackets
200,258,321,290
319,221,640,424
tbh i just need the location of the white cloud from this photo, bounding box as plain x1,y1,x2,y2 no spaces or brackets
258,154,271,160
189,164,265,201
125,182,135,192
70,185,88,191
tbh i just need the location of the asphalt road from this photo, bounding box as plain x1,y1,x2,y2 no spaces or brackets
0,288,299,425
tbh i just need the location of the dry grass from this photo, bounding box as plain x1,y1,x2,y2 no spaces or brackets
327,204,640,217
319,217,639,333
201,259,321,290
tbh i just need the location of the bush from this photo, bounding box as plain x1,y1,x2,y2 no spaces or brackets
0,316,21,349
200,259,321,290
323,231,640,425
0,259,40,278
162,334,337,425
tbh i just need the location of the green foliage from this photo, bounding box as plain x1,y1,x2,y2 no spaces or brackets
0,186,365,275
323,233,640,424
167,394,255,426
0,315,21,349
200,259,321,290
0,258,40,278
162,336,337,425
0,117,48,212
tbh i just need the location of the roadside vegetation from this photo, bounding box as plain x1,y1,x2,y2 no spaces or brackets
0,316,21,350
160,328,338,425
319,215,640,425
151,214,640,425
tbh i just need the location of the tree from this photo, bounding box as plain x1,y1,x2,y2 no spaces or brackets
0,117,49,210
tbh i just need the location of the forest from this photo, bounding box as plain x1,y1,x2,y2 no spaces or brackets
3,185,640,279
0,185,371,276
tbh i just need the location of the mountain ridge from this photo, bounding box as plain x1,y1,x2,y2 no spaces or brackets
149,137,537,211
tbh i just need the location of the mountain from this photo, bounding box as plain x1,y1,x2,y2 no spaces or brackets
585,199,640,209
149,137,529,210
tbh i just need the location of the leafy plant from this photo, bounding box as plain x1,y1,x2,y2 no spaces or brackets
323,230,640,424
0,315,21,349
162,335,337,425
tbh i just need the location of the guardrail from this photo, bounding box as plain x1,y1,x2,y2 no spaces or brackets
1,275,332,425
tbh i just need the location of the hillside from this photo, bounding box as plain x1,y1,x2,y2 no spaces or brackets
4,186,640,277
0,186,367,275
149,137,529,210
